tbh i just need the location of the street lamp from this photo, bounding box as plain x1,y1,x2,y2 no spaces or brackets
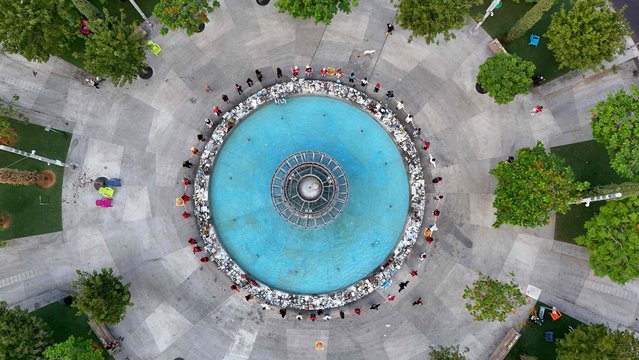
471,0,502,34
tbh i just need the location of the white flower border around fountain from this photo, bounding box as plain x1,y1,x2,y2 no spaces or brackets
193,79,426,310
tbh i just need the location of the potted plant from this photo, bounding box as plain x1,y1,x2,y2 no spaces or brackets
153,0,221,36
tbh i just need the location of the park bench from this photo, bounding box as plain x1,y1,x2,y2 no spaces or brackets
488,39,508,55
488,328,521,360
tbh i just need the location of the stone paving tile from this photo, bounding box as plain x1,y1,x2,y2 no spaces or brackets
1,1,639,359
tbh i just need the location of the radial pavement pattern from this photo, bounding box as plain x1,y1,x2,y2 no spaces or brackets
0,0,637,359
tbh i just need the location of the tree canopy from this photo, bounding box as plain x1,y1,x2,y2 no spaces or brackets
0,0,77,62
428,345,469,360
274,0,358,25
0,301,52,359
491,141,588,228
575,197,639,285
476,53,535,104
82,11,147,87
153,0,221,36
394,0,484,44
545,0,631,71
43,335,105,360
71,268,133,324
556,323,639,360
591,85,639,179
463,273,526,322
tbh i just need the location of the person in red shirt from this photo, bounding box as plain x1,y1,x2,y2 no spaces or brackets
182,178,191,185
354,308,361,315
188,238,197,245
200,256,209,263
321,68,327,77
182,211,191,219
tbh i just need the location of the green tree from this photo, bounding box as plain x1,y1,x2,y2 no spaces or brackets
575,197,639,285
491,141,588,228
43,335,105,360
153,0,220,36
394,0,484,44
505,0,555,43
274,0,358,25
82,10,147,87
0,0,76,62
591,85,639,179
71,268,133,324
545,0,631,71
476,53,535,104
463,273,527,322
428,344,469,360
0,301,53,359
72,0,102,20
556,323,639,360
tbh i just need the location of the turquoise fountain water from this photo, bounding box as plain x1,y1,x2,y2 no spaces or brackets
210,96,409,294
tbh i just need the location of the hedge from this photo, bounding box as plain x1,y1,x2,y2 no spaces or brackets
505,0,555,43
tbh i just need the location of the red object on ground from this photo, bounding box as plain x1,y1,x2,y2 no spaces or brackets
245,294,253,301
183,178,191,185
354,308,361,315
433,209,440,216
193,246,202,253
80,19,90,35
310,314,317,321
411,270,418,277
200,256,209,263
387,295,396,302
231,284,240,292
181,193,190,202
426,236,433,244
188,238,197,245
182,211,191,219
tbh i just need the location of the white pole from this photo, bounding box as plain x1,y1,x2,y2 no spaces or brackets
128,0,154,28
0,145,77,169
471,0,502,34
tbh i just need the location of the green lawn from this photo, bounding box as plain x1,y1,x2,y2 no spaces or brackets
551,140,626,243
32,301,112,359
0,118,72,242
58,0,159,69
471,0,571,81
506,302,583,360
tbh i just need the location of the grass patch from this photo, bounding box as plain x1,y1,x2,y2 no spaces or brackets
57,0,159,69
506,302,583,360
551,140,627,243
0,117,72,242
470,1,534,38
32,301,113,359
471,0,571,81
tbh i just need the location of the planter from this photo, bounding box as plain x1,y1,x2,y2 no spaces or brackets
256,0,270,5
139,66,153,79
475,82,487,94
196,23,205,33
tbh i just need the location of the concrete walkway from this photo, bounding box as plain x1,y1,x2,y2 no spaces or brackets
0,0,638,359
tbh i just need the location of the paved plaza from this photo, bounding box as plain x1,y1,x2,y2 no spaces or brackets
1,0,638,359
